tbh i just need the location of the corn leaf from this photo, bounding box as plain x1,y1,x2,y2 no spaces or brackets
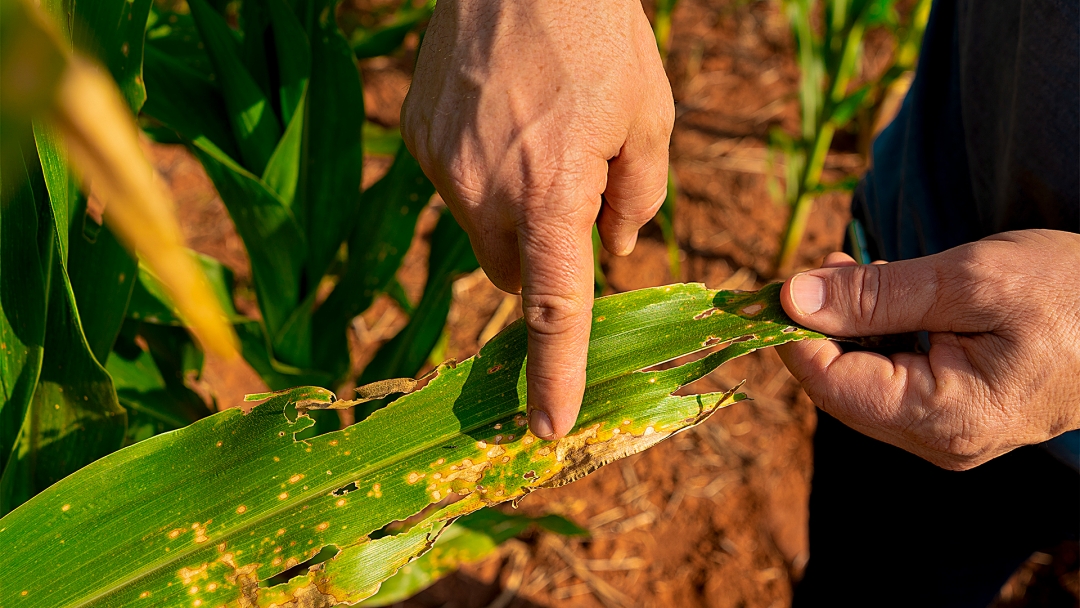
0,145,53,489
141,46,307,342
1,283,823,605
65,195,138,364
66,0,154,112
0,133,129,515
313,145,434,375
297,0,365,292
188,0,282,175
196,152,307,341
350,3,433,60
141,46,241,162
31,122,73,264
0,212,126,516
267,0,311,126
361,509,586,607
260,95,306,209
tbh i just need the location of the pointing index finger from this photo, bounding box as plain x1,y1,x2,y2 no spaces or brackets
517,210,596,440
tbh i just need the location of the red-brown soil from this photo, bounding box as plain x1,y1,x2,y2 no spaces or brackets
152,0,1079,606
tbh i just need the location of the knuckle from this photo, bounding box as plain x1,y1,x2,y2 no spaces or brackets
522,292,592,338
848,264,883,330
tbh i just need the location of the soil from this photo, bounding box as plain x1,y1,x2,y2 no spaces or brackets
150,0,1079,606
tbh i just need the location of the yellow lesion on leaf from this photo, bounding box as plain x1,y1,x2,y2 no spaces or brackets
177,563,208,586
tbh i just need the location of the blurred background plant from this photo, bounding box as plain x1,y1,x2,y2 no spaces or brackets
768,0,930,273
0,0,237,514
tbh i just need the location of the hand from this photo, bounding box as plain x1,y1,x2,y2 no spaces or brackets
402,0,674,439
776,229,1080,470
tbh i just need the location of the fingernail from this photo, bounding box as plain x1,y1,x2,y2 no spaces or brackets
529,409,555,439
790,274,825,315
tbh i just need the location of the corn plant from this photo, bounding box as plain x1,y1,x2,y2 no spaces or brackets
2,282,824,606
771,0,929,273
0,0,237,516
0,0,834,604
139,0,478,399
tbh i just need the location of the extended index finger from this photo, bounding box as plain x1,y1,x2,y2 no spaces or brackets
517,207,597,440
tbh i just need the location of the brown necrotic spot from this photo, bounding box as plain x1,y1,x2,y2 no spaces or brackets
694,308,720,320
741,303,764,315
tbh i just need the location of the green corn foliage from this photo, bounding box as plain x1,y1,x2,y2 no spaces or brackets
1,283,824,606
359,509,588,606
0,2,830,604
772,0,927,272
0,0,157,515
141,0,476,397
0,0,468,515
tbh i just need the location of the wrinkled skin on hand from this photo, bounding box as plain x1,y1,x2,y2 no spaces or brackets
777,229,1080,470
402,0,674,439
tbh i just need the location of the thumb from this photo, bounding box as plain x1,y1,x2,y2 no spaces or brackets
517,209,596,440
780,249,1001,336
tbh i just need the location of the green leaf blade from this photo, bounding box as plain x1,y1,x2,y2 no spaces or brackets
188,0,282,175
1,284,822,606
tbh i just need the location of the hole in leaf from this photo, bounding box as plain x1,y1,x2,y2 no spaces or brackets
333,481,358,496
262,545,339,588
694,307,720,320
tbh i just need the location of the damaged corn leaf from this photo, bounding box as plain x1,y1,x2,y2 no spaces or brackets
0,283,823,607
360,509,587,607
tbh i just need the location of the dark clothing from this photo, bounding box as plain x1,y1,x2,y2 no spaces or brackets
796,412,1079,607
796,0,1080,605
855,0,1078,261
